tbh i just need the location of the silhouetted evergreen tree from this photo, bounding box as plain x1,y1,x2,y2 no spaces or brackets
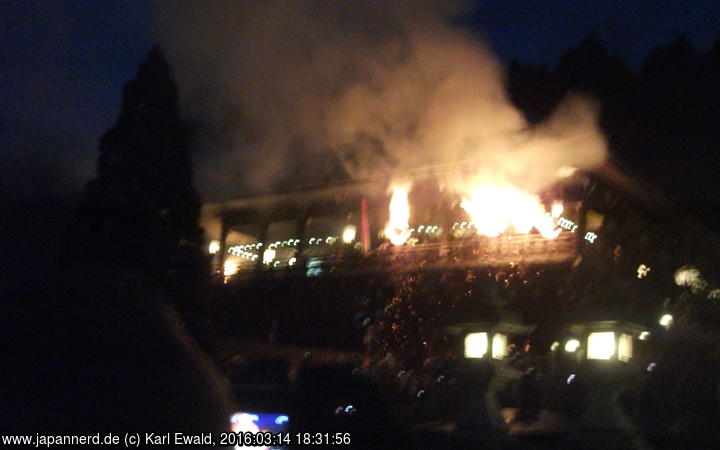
61,46,208,325
637,36,720,220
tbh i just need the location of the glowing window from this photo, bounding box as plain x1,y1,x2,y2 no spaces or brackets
464,332,488,358
587,331,615,360
492,333,507,359
618,333,633,363
342,225,357,244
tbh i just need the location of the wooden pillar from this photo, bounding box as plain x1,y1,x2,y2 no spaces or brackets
295,208,310,264
218,216,229,275
360,197,371,254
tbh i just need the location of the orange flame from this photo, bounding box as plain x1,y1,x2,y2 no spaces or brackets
460,182,561,239
384,182,412,246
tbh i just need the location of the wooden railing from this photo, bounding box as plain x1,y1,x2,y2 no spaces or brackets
371,231,577,269
227,232,578,280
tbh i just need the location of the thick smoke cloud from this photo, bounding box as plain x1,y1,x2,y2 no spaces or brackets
155,0,606,199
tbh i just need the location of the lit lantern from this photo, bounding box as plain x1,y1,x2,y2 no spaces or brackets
587,332,615,360
447,317,533,362
464,331,510,359
491,333,507,359
564,320,645,365
464,333,488,358
618,333,633,362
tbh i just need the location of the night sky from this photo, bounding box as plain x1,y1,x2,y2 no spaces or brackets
2,0,720,278
3,0,719,198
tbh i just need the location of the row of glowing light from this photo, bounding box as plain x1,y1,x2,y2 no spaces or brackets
220,231,357,277
384,183,598,243
228,237,336,254
223,252,298,276
453,217,598,243
212,217,599,256
555,216,598,243
548,314,672,359
552,332,634,361
465,314,674,362
463,331,631,361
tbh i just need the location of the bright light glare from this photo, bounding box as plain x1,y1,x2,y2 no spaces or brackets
464,332,488,358
564,339,580,353
229,413,264,450
659,313,673,328
263,249,276,265
492,333,507,359
208,240,220,255
550,341,559,351
288,257,297,266
223,260,238,277
459,181,561,239
587,331,615,360
639,331,650,341
342,225,357,244
384,183,412,246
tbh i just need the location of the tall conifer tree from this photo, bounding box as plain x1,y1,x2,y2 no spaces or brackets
62,46,208,321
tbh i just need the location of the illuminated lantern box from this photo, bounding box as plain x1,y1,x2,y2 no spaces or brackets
559,320,648,366
445,319,536,361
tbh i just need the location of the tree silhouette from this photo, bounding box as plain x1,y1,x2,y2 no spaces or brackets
61,46,208,323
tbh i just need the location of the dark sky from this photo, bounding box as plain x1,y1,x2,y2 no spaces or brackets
2,0,719,200
464,0,720,66
1,1,155,200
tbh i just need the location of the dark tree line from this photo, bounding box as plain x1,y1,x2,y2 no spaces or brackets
508,33,720,227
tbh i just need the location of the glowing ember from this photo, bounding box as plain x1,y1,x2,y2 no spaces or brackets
460,182,561,239
384,182,412,246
